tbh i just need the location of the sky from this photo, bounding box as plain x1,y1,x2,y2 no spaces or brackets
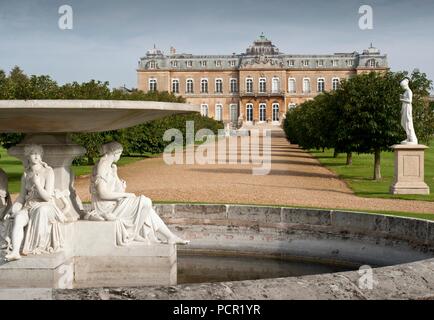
0,0,433,90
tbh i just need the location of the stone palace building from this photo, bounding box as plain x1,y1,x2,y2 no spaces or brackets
137,35,388,126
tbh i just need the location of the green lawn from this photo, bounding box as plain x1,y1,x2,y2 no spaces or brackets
310,141,434,202
0,147,153,193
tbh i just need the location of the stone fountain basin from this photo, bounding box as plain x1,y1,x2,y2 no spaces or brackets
0,100,199,133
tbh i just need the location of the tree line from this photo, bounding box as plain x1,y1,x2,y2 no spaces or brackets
283,70,434,180
0,67,223,164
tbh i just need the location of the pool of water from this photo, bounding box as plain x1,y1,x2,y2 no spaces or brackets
177,252,359,284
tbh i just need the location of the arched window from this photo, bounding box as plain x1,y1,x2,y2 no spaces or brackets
230,104,238,123
259,103,266,122
303,78,311,93
272,103,279,122
246,78,253,93
186,79,194,93
230,79,238,93
332,78,340,91
259,78,266,93
215,104,222,121
215,79,223,93
288,78,296,93
246,104,253,122
317,78,325,92
149,79,157,91
172,79,179,93
272,78,280,93
201,79,208,93
201,104,208,117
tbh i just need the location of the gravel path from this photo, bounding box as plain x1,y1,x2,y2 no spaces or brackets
74,130,434,214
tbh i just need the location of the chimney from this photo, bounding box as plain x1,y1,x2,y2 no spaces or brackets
170,46,176,55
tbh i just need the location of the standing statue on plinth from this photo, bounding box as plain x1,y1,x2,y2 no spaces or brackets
5,145,67,261
87,141,189,246
400,78,418,145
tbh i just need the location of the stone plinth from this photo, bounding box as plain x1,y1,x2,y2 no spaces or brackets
390,144,430,195
0,221,176,294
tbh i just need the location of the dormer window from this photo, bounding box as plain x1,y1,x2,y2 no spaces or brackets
149,61,156,69
332,60,338,67
186,60,193,68
317,60,324,67
288,60,295,67
302,60,309,67
215,60,222,67
171,60,178,68
200,61,207,67
369,59,376,67
346,60,353,67
229,60,236,67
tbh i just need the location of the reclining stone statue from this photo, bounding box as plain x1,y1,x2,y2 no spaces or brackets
4,145,67,261
85,141,189,246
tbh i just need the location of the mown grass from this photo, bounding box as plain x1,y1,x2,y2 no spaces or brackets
310,140,434,202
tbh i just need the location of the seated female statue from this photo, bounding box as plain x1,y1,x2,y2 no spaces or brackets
5,145,66,261
88,141,189,246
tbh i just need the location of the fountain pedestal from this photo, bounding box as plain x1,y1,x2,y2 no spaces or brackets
0,221,176,295
8,133,86,221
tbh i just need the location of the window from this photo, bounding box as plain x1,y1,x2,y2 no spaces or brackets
149,79,157,91
172,79,179,93
259,103,266,122
215,79,223,93
317,78,325,92
332,78,340,91
186,79,194,93
230,79,238,93
201,79,208,93
215,104,222,121
149,61,156,69
246,78,253,93
201,104,208,117
302,60,309,67
369,59,376,67
317,60,324,67
272,103,279,122
171,60,178,68
230,60,236,67
288,60,295,67
259,78,266,93
246,104,253,122
303,78,311,93
288,103,296,110
332,60,338,67
230,104,238,123
215,60,222,67
272,78,280,93
288,78,296,93
186,60,193,67
346,60,353,67
200,60,207,67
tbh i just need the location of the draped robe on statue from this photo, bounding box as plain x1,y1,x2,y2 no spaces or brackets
90,161,164,246
21,168,66,255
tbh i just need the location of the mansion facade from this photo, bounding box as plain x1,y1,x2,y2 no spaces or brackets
137,35,388,126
